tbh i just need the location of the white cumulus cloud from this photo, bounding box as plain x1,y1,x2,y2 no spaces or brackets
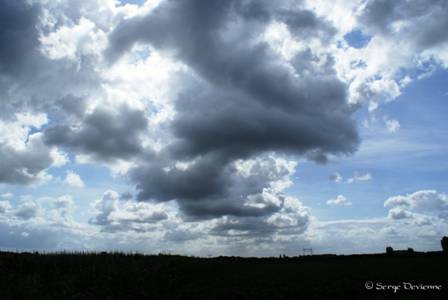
64,170,85,188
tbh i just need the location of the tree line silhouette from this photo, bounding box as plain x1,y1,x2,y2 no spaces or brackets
0,237,446,299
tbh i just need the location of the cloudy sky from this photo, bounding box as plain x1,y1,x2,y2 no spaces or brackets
1,0,447,256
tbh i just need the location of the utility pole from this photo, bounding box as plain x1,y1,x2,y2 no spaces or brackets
302,247,313,256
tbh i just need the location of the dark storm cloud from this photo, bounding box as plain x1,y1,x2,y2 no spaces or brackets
0,0,103,185
107,0,359,220
57,95,88,119
0,0,102,120
171,84,356,161
278,9,337,40
44,105,148,161
130,153,286,219
132,153,230,202
234,1,336,40
0,0,43,119
180,196,280,220
211,217,277,237
107,0,339,114
0,0,40,77
0,134,55,184
360,0,448,49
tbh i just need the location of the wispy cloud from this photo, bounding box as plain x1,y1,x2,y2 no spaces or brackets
346,172,372,184
326,195,352,207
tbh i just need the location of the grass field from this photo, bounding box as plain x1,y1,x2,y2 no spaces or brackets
0,251,446,299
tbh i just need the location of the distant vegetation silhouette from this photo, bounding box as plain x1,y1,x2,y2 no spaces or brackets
0,237,447,299
0,247,446,299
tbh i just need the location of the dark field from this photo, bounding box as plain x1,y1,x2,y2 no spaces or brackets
0,251,446,299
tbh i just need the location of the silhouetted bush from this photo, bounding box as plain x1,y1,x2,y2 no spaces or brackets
442,236,448,252
386,246,394,255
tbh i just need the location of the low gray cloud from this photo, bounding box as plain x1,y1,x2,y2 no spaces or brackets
0,222,86,251
383,190,448,233
212,203,309,238
91,190,170,232
14,200,39,220
44,105,148,162
384,190,448,210
387,208,414,220
163,229,202,243
131,154,298,220
211,217,278,237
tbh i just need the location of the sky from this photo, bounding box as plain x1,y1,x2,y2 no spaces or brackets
0,0,447,256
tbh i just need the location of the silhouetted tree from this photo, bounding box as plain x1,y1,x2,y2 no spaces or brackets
386,246,394,255
407,248,414,253
441,236,448,253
